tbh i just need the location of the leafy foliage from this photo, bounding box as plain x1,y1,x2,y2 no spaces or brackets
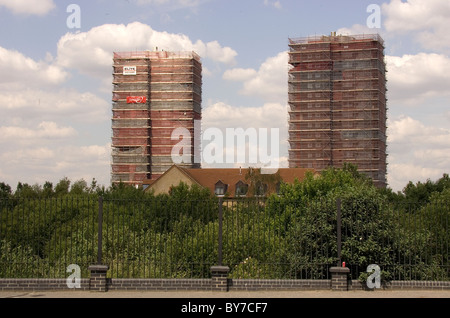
267,165,448,282
0,168,448,281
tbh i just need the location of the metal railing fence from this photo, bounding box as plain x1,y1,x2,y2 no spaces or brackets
0,196,448,281
0,196,98,278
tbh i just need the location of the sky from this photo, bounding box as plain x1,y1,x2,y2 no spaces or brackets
0,0,449,192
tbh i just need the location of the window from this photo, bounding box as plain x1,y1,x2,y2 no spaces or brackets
235,181,249,197
214,181,228,196
255,181,268,196
276,182,283,195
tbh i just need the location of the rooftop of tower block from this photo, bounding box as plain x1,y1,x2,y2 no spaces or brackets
289,33,384,46
113,50,201,61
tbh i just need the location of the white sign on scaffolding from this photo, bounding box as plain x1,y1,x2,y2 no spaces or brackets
123,66,137,75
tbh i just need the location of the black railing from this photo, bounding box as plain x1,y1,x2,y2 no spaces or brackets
0,196,448,281
0,196,98,278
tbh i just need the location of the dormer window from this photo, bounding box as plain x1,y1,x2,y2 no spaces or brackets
276,182,282,195
255,181,268,196
235,181,249,197
215,180,227,196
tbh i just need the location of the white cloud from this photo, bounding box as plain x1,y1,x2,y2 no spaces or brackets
0,88,109,123
0,0,55,16
336,24,382,37
264,0,282,10
388,163,444,192
386,53,450,104
135,0,206,8
52,144,111,177
0,22,239,188
0,144,111,187
0,46,69,88
0,122,77,143
0,40,111,188
195,40,238,65
204,50,291,169
204,101,288,131
0,48,106,120
383,0,450,32
387,115,450,191
56,22,237,79
136,0,171,4
383,0,450,52
202,101,289,169
223,51,288,103
223,68,257,81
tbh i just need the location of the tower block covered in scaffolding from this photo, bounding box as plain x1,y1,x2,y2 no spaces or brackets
112,51,202,185
288,33,387,187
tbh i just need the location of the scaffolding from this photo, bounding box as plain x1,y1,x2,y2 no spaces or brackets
288,33,387,187
111,51,202,185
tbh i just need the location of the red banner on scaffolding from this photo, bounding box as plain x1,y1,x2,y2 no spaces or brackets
127,96,147,104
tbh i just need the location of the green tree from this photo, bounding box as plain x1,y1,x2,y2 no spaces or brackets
0,240,42,278
397,173,450,206
70,179,88,195
267,166,411,282
244,167,282,197
54,177,71,197
14,182,43,198
0,182,12,200
42,181,54,198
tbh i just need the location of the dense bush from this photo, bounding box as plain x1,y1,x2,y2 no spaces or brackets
0,168,448,281
267,165,449,282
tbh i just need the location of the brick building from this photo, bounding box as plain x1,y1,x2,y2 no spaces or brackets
111,51,202,185
288,33,387,187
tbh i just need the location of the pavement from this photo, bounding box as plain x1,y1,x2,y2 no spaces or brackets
0,289,449,298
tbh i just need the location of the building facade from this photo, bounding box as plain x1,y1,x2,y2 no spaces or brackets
144,165,315,197
288,33,387,187
111,51,202,186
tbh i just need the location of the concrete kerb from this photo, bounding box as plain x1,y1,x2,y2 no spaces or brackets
0,289,449,298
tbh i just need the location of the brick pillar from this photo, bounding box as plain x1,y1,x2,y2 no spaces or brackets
211,266,229,292
330,267,350,291
88,265,109,292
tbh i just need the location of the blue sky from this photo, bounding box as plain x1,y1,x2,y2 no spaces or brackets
0,0,450,192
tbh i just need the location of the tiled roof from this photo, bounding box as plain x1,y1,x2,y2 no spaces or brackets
144,165,315,196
